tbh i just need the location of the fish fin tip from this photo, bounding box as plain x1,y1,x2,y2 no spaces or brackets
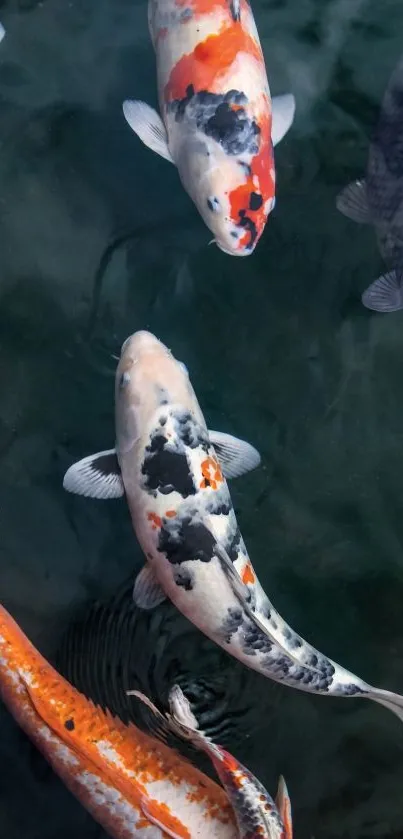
271,93,296,146
132,565,167,610
122,99,174,163
140,796,186,839
209,430,261,478
168,684,199,731
336,179,371,223
63,450,124,499
127,691,170,744
362,270,403,312
276,776,293,839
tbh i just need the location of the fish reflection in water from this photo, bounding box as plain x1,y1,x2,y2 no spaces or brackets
337,54,403,313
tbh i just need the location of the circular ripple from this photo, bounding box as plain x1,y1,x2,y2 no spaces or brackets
56,578,282,758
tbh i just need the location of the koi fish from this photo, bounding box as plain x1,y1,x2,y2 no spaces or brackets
130,683,293,839
337,54,403,312
122,0,295,256
64,330,403,724
0,603,239,838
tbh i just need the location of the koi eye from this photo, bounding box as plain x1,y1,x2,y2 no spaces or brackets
119,371,131,388
178,361,189,376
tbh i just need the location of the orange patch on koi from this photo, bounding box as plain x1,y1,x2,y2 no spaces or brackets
147,512,162,529
241,563,255,585
165,510,177,518
165,22,263,101
200,456,223,490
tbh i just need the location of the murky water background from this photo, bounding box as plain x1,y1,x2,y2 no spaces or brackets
1,0,403,836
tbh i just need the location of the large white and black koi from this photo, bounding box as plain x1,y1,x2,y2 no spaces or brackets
122,0,295,255
64,330,403,724
130,683,293,839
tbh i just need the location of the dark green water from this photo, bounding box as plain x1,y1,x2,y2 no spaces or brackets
1,0,403,836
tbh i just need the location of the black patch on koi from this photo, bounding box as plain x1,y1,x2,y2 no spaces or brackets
64,718,75,731
211,501,231,516
220,607,243,643
159,518,216,565
229,0,240,21
205,103,260,156
172,409,210,451
238,208,258,250
226,525,242,563
142,433,196,498
340,683,364,696
242,622,273,655
174,567,194,591
168,88,260,157
249,191,263,210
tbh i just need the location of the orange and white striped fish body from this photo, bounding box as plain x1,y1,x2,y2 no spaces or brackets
0,604,238,839
122,0,295,255
64,330,403,727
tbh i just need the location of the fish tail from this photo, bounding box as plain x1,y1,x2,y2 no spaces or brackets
368,687,403,723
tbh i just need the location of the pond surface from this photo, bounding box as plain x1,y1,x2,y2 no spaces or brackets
1,0,403,836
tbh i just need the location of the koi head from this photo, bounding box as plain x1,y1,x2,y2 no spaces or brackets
176,117,275,256
115,331,200,456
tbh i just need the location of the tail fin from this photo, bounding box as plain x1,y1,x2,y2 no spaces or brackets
276,776,293,839
369,687,403,724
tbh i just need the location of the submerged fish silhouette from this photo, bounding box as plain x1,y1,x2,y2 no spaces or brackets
337,55,403,312
64,330,403,724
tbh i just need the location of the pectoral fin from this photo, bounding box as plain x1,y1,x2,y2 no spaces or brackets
361,270,403,312
132,565,167,609
272,94,296,146
336,179,371,223
63,450,124,499
209,430,261,478
122,100,174,163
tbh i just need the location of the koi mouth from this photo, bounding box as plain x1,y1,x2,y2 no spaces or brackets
215,240,253,256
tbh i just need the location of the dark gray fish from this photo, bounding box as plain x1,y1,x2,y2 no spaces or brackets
337,55,403,312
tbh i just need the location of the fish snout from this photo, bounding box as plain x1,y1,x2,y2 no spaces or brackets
120,330,165,360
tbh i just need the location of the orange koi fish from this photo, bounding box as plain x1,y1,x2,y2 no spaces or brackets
0,604,239,838
122,0,295,255
130,684,293,839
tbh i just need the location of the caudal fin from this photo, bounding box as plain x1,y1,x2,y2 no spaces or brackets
369,687,403,724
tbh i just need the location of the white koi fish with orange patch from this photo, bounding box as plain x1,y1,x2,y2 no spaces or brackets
64,330,403,724
131,684,293,839
122,0,295,255
0,603,239,838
